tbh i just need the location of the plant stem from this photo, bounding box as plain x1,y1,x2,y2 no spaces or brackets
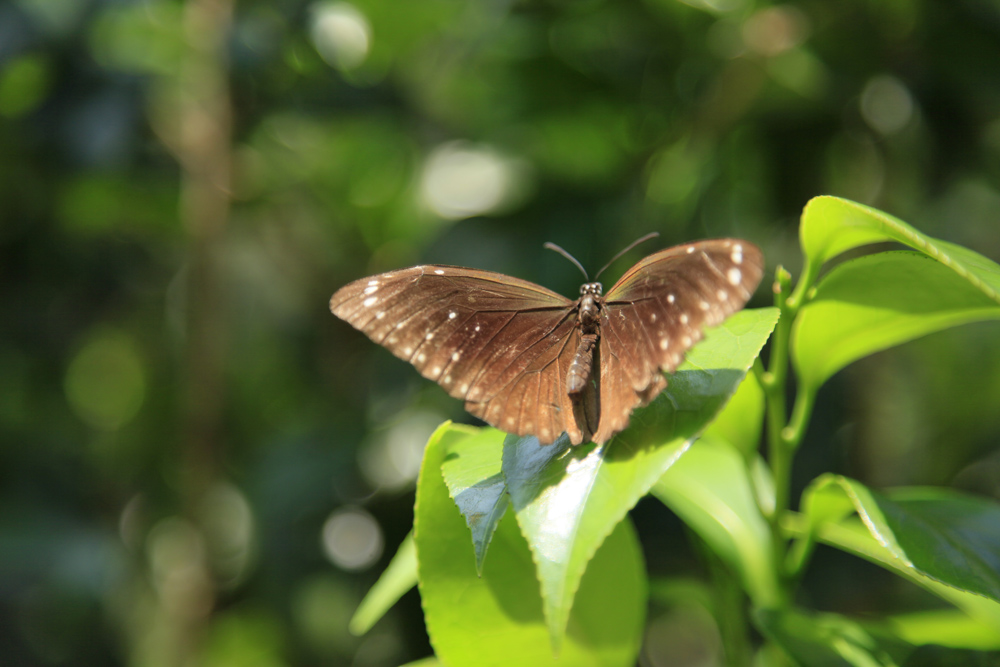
761,267,794,599
760,260,822,597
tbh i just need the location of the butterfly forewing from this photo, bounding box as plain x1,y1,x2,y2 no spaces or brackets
331,265,582,444
591,239,764,443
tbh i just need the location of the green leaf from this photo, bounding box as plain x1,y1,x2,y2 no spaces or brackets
798,476,1000,643
503,307,779,647
882,608,1000,651
415,423,646,667
798,196,1000,302
653,439,779,607
878,487,1000,602
399,658,441,667
792,251,1000,391
349,532,418,635
755,608,906,667
701,368,765,461
439,426,509,574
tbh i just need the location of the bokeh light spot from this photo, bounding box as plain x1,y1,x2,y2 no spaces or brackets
309,2,371,71
743,6,809,57
420,141,521,220
64,329,146,431
359,410,440,490
860,75,914,136
321,507,383,571
198,483,256,588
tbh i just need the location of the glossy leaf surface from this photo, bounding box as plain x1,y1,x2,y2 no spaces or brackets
798,196,1000,301
415,423,646,666
792,251,1000,391
799,475,1000,643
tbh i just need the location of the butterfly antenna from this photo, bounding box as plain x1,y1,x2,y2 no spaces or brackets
594,232,660,280
544,241,590,281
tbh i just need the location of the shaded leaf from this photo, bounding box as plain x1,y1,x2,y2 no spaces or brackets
798,475,1000,643
440,426,509,574
755,608,906,667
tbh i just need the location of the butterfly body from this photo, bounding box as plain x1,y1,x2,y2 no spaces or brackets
331,239,763,446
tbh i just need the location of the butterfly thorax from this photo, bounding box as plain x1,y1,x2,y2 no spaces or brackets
567,282,604,397
578,282,603,333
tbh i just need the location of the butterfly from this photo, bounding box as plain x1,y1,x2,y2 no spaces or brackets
330,237,763,446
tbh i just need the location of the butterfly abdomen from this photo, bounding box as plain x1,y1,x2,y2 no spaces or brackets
567,332,598,394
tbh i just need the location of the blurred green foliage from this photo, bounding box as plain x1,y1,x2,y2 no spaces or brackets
2,0,1000,664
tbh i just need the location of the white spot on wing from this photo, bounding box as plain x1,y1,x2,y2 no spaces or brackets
363,285,378,295
717,290,728,300
686,246,695,254
459,383,469,394
403,347,412,356
699,301,709,311
448,311,457,320
430,366,441,377
416,353,426,363
728,267,742,285
682,335,692,346
667,294,676,304
375,311,385,319
680,314,689,325
732,245,743,264
367,279,379,287
659,338,669,351
425,332,435,341
451,351,461,362
434,269,445,275
474,325,481,332
649,313,657,323
363,296,377,307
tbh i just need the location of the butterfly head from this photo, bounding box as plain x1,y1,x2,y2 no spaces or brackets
580,282,603,297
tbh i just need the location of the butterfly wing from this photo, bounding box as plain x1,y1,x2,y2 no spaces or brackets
331,265,584,444
592,239,764,444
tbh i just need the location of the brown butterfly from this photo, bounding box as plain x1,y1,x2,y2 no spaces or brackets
330,237,763,445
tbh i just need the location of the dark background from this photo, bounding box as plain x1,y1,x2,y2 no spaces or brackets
2,0,1000,664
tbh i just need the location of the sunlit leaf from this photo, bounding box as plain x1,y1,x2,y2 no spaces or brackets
792,251,1000,391
701,369,765,461
415,423,646,666
503,307,779,648
882,608,1000,651
798,196,1000,303
349,532,417,636
653,439,779,607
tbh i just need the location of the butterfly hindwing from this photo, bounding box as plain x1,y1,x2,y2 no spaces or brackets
592,240,764,443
